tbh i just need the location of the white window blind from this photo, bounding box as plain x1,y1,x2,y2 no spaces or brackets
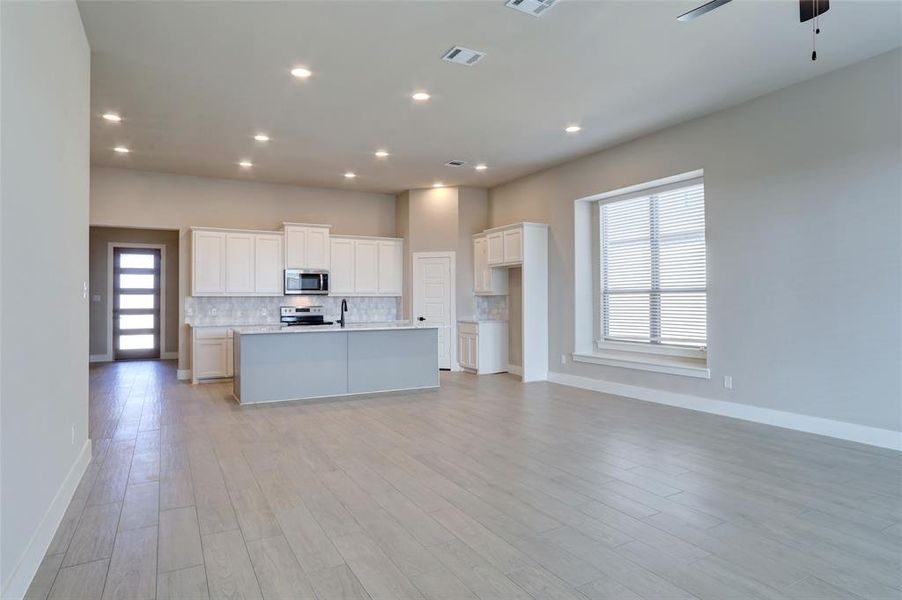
599,179,707,349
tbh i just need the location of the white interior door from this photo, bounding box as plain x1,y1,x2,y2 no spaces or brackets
413,253,454,370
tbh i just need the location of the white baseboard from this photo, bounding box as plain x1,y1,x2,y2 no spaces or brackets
176,369,191,381
507,364,523,376
547,372,902,451
1,439,92,599
92,353,177,362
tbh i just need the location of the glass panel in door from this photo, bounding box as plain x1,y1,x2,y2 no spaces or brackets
113,248,161,360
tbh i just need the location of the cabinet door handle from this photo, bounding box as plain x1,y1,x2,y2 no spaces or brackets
417,317,426,322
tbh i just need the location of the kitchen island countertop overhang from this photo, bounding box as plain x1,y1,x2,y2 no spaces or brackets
232,322,440,404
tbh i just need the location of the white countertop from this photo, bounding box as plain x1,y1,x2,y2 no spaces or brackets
188,323,272,329
233,321,440,335
458,318,508,324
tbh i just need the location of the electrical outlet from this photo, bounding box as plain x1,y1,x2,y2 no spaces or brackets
723,375,733,390
561,354,567,365
82,281,88,299
210,308,217,316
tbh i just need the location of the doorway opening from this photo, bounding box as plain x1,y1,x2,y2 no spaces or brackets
113,247,161,360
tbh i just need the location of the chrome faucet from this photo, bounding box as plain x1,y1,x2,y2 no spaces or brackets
338,299,348,328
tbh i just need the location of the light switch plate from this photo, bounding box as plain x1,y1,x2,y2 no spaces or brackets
723,375,733,390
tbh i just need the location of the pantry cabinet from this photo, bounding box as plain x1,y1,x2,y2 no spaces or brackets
191,228,283,297
470,222,549,382
283,223,330,270
329,236,403,297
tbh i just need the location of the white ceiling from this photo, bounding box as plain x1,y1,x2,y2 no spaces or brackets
80,0,902,194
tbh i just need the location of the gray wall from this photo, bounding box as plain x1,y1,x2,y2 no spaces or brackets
91,166,397,236
89,227,180,356
457,188,489,320
396,187,490,321
90,167,397,370
1,1,90,593
489,48,902,431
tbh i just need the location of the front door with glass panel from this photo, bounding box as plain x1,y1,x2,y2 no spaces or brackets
114,248,161,360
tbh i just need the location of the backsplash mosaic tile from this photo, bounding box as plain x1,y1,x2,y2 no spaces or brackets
475,295,508,321
186,295,400,326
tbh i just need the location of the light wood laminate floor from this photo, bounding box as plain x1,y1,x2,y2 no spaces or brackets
27,360,902,599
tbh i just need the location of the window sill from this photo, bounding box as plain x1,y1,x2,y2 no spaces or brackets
572,351,710,379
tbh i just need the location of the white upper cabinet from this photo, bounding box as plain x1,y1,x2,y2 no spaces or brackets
354,240,379,294
473,235,507,295
192,228,284,297
329,237,356,294
482,224,526,267
329,236,403,297
284,226,307,268
192,230,226,295
486,232,504,266
254,234,283,295
283,223,330,270
377,240,403,295
503,228,523,264
226,233,255,294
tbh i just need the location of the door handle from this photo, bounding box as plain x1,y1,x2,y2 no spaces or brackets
417,317,426,322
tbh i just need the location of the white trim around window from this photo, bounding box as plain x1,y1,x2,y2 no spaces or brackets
573,170,709,378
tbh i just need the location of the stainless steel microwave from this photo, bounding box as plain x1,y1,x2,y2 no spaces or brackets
284,269,329,295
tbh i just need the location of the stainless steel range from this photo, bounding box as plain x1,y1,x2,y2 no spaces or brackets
280,305,333,327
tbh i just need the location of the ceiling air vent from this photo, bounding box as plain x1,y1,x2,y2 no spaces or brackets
441,46,486,66
505,0,559,17
445,160,467,167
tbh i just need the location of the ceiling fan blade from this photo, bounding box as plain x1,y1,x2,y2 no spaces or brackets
677,0,735,22
800,0,829,22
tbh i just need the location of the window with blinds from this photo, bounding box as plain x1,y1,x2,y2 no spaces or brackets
598,179,706,349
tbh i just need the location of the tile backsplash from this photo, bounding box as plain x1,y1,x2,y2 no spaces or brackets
186,295,400,326
475,295,508,320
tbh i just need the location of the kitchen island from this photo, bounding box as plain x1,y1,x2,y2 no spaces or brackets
232,322,439,404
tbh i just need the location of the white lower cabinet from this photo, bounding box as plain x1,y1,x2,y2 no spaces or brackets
330,236,403,297
457,320,508,374
191,327,233,383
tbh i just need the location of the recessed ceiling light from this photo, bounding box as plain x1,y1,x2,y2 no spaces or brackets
344,172,356,179
411,92,431,101
475,164,488,171
113,146,130,153
239,160,253,167
102,113,122,122
433,182,444,188
564,125,582,133
290,66,312,79
253,134,270,142
374,150,389,158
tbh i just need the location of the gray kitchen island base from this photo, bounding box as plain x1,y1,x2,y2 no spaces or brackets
233,326,439,404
